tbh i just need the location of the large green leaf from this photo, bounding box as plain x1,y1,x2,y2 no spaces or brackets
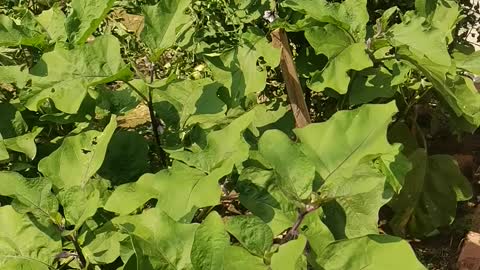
308,42,373,94
293,102,401,237
205,29,280,106
294,102,399,180
389,149,472,237
104,161,223,222
191,212,230,270
141,0,191,57
225,215,273,256
112,207,198,270
313,235,425,269
0,172,58,223
152,79,226,129
24,35,133,114
258,130,315,201
283,0,369,40
38,115,117,189
387,15,451,67
0,205,62,269
0,15,48,48
65,0,115,44
270,235,307,270
170,108,256,172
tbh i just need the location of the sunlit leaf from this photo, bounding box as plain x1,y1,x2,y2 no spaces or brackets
38,115,117,188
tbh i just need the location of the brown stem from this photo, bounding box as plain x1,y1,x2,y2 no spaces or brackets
270,29,312,128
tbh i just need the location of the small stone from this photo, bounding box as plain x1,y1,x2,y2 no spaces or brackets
458,232,480,270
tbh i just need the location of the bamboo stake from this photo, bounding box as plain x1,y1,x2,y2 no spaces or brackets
270,28,312,128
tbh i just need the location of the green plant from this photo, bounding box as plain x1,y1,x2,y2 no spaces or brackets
0,0,478,269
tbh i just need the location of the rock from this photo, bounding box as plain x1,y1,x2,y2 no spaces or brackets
458,232,480,270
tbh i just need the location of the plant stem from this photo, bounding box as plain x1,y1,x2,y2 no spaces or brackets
147,65,168,167
124,79,167,167
69,235,87,269
284,205,318,243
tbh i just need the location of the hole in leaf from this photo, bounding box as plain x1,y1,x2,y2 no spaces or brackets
81,149,91,154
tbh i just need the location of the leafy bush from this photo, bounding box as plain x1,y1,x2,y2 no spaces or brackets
0,0,478,269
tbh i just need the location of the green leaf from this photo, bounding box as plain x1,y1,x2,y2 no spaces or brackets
98,131,149,184
113,207,198,270
36,5,67,42
205,29,280,106
105,161,223,222
57,185,101,232
431,0,462,44
283,0,369,40
0,136,8,161
415,0,437,17
2,127,43,159
389,149,473,237
0,15,47,48
349,67,396,105
152,79,227,129
321,169,393,238
141,0,191,57
299,209,335,268
388,15,451,67
237,168,297,236
315,235,425,269
270,235,307,270
223,246,267,270
0,205,62,269
308,42,373,94
38,115,117,189
0,171,58,222
293,103,401,238
258,130,315,201
377,148,412,193
83,230,127,265
453,50,480,74
225,215,273,256
25,35,133,114
294,102,399,180
0,66,29,88
398,48,480,131
318,164,388,202
0,103,28,139
191,211,230,270
305,24,352,57
170,108,256,172
65,0,116,44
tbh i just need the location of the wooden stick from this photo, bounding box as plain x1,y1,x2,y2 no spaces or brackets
270,28,312,128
